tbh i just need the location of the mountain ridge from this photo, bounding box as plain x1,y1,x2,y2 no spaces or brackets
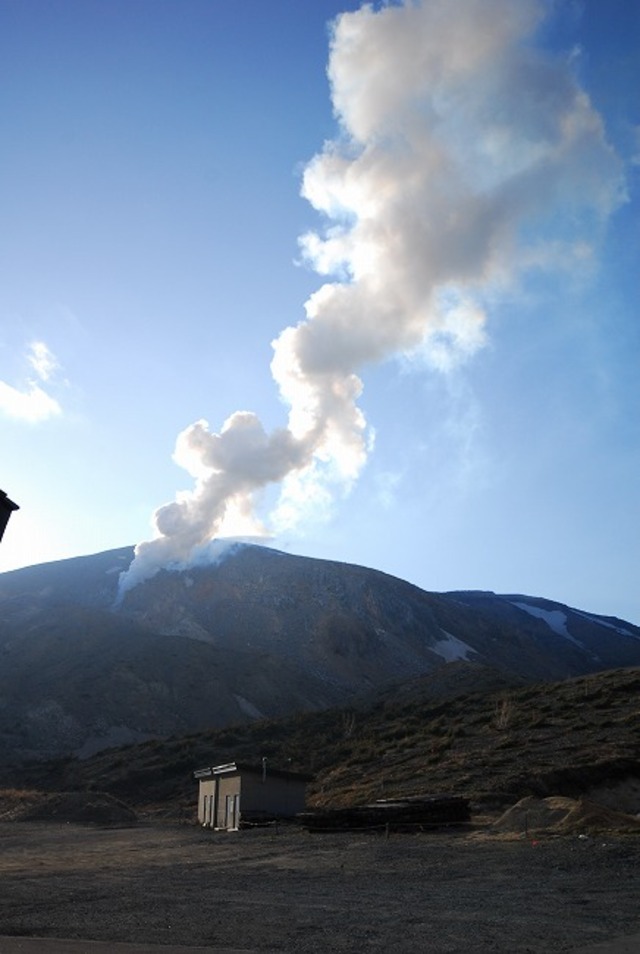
1,544,638,764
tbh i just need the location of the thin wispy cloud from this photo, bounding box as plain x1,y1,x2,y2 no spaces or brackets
27,341,59,382
0,340,62,423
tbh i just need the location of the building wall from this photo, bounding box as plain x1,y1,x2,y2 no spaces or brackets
198,779,217,827
216,774,241,829
198,770,308,829
241,772,307,817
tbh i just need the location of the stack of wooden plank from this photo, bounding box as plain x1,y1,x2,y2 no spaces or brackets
300,794,470,832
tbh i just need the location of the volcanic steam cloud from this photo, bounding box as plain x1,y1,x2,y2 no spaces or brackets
119,0,624,594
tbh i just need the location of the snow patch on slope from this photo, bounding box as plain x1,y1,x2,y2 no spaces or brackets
574,610,640,641
509,601,585,650
432,631,475,662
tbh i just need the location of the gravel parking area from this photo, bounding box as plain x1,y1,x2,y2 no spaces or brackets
0,822,639,953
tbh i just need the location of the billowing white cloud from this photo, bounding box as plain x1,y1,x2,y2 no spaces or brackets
0,341,62,422
119,0,625,595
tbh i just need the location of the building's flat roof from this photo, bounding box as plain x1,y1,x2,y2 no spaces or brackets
194,761,313,782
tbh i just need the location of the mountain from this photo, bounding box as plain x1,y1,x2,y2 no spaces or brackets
1,543,638,764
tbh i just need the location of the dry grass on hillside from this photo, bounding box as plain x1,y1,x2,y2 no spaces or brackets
4,666,640,818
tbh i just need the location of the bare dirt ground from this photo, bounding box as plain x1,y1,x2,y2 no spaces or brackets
0,821,639,953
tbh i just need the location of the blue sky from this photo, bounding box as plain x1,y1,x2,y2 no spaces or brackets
1,0,639,623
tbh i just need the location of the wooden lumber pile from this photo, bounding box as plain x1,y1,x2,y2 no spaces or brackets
300,794,470,832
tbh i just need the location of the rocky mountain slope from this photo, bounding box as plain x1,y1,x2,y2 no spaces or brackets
0,543,638,763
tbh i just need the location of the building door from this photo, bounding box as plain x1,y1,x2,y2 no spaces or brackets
202,794,209,826
225,794,239,830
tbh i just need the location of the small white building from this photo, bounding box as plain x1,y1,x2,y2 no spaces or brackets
194,760,311,830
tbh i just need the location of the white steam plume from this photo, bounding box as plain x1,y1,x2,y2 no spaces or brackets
119,0,624,595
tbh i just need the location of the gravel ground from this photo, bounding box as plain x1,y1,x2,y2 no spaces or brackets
0,822,639,953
